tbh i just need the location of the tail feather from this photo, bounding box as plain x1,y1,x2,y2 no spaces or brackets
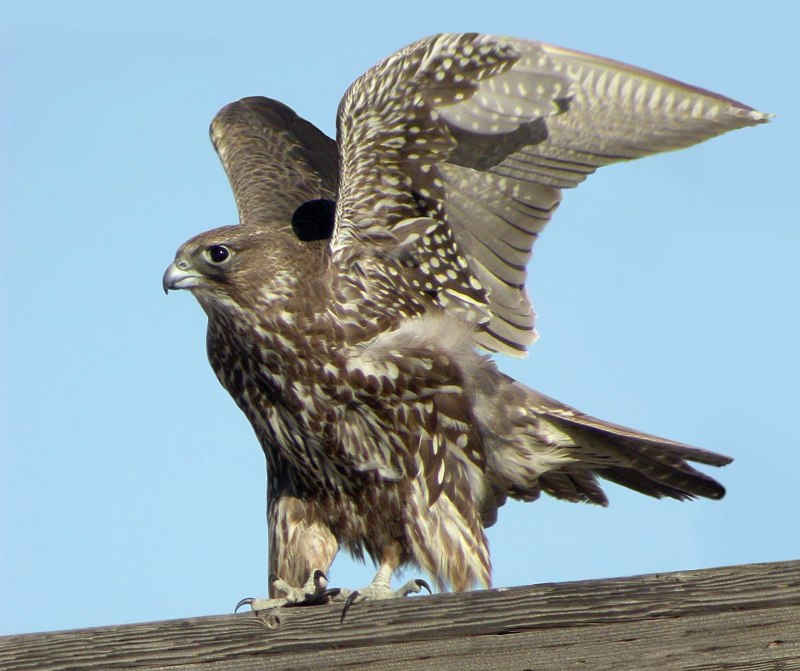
543,407,733,467
600,465,722,501
482,376,731,506
538,470,609,506
543,410,729,501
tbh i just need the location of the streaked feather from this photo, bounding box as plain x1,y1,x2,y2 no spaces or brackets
166,34,768,594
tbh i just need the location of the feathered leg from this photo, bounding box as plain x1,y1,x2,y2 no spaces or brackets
237,494,338,611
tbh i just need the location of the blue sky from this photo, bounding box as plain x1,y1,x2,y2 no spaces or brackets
1,1,795,635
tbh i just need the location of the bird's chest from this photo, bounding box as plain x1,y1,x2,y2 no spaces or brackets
208,320,350,492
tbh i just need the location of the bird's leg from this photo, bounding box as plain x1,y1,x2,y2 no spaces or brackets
235,494,340,612
338,547,431,621
272,567,340,604
342,562,431,601
236,568,338,611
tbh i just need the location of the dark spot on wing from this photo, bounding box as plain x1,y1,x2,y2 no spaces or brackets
291,199,336,241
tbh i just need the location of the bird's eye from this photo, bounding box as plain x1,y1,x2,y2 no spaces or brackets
207,245,230,263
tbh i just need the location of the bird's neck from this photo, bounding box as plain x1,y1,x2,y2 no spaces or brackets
206,275,342,386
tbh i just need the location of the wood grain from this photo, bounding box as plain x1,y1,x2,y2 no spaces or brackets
2,560,799,670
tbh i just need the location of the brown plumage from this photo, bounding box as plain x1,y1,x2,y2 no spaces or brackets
163,34,768,598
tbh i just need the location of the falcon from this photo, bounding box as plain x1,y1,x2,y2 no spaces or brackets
163,34,768,609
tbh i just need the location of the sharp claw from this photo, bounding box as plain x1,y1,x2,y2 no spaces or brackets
234,597,254,613
340,590,361,623
312,569,328,582
416,579,432,595
320,587,341,601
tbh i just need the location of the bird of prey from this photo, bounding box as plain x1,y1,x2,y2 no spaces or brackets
163,33,768,609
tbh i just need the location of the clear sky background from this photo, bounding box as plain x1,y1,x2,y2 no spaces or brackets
1,1,796,636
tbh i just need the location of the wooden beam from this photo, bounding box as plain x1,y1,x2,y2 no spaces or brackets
2,560,799,670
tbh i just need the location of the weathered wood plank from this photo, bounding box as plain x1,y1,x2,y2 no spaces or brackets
1,560,799,670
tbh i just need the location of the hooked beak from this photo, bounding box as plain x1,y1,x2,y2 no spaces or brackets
162,261,201,294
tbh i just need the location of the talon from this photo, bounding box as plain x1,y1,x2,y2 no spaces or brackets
416,579,432,594
260,569,339,606
235,597,254,613
340,590,361,623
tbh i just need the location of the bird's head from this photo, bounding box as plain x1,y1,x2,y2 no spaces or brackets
163,221,330,317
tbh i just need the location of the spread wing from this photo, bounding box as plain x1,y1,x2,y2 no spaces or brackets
331,33,770,355
210,96,339,230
